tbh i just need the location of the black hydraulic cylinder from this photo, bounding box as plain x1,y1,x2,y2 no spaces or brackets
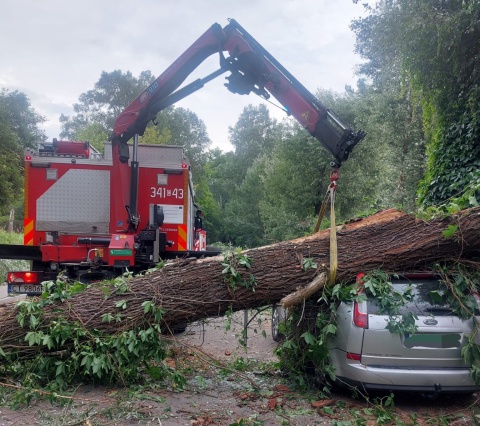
128,133,140,229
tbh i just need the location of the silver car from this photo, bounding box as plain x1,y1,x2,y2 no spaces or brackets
273,274,480,395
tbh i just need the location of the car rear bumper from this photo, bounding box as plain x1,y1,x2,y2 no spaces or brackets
335,374,479,394
330,350,479,393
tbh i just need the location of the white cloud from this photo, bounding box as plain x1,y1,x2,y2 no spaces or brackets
0,0,366,151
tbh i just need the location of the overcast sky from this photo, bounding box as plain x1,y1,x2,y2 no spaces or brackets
1,0,366,151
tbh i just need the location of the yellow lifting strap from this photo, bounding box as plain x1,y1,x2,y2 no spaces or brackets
328,184,337,286
313,169,339,287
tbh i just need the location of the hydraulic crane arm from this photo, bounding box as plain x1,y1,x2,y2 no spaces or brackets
110,19,365,231
112,22,227,151
221,19,365,167
111,18,364,167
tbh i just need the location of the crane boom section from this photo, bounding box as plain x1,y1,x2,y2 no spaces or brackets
111,19,364,166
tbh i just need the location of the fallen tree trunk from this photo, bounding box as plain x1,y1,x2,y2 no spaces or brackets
1,208,480,353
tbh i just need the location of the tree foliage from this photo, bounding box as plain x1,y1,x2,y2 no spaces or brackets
227,104,279,184
338,84,425,214
222,157,267,248
207,83,426,247
259,122,330,242
351,0,480,206
74,123,109,152
59,70,155,139
154,106,211,177
0,89,46,216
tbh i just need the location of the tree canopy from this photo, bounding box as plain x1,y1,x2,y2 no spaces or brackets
351,0,480,206
59,70,155,139
0,89,45,217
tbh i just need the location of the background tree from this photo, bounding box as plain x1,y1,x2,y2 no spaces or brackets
208,77,428,246
75,123,109,152
205,149,238,212
328,84,425,216
228,104,279,184
154,106,211,178
59,70,154,139
196,149,237,243
259,121,330,242
222,157,267,248
0,89,45,149
351,0,480,206
140,126,171,146
0,89,45,218
190,161,224,243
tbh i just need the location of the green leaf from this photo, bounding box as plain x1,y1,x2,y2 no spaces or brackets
42,334,55,350
446,203,461,214
469,196,479,207
25,331,42,346
55,362,65,376
194,375,207,388
301,331,316,345
442,224,458,238
142,300,154,313
115,300,127,310
322,406,334,415
101,313,114,323
302,257,318,271
429,290,444,305
29,314,40,329
81,354,93,369
363,279,376,295
323,323,337,336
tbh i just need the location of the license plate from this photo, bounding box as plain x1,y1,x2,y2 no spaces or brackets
404,333,461,349
8,284,43,295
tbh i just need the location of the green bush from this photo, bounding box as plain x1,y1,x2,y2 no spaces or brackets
0,230,28,283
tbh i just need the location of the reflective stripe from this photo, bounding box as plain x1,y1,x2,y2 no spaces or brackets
178,224,187,251
24,218,34,246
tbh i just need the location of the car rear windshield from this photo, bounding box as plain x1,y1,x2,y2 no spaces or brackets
366,278,480,317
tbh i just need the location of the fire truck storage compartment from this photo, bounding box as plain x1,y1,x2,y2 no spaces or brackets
34,168,111,234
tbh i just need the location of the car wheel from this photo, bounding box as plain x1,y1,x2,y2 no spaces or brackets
171,323,188,334
272,304,286,342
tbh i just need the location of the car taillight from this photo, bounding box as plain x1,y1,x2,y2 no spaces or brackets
346,352,361,361
353,300,368,328
7,271,39,284
356,272,365,283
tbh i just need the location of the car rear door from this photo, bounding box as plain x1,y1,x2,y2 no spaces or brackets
361,279,475,369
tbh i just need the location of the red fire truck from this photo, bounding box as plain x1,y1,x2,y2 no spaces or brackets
1,18,364,294
5,140,206,293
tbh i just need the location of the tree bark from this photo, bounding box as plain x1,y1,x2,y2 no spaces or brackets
1,208,479,353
